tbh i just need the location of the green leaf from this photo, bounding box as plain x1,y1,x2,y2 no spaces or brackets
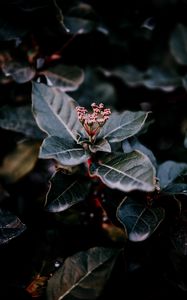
39,65,84,91
170,23,187,65
90,151,155,192
0,140,40,184
103,65,181,92
157,160,187,189
32,82,87,143
46,247,120,300
89,139,111,153
45,170,90,212
71,67,117,108
105,65,143,87
163,183,187,195
0,209,26,245
117,197,165,242
97,111,149,143
143,66,181,92
63,3,102,35
122,137,157,168
2,61,36,83
64,16,97,34
0,105,45,139
40,136,90,166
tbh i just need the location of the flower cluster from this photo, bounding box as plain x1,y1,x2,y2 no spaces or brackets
76,103,111,142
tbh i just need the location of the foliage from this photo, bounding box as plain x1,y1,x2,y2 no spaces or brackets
0,1,187,300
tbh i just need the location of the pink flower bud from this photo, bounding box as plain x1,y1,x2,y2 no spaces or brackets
76,103,111,141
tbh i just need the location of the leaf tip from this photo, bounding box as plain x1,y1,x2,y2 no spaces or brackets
129,231,150,242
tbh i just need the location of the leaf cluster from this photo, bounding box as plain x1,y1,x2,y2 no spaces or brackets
0,1,187,299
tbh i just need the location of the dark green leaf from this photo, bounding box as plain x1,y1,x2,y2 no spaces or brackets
90,151,156,192
52,0,70,33
98,111,149,143
39,65,84,91
170,23,187,65
105,65,143,87
89,139,111,153
104,65,181,92
70,67,117,108
64,16,97,34
64,3,100,34
157,161,187,189
117,197,165,242
2,61,36,83
32,82,87,142
46,247,120,300
40,136,90,166
163,183,187,195
0,209,26,245
122,137,157,168
0,105,45,139
45,170,90,212
0,140,40,183
143,66,181,92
